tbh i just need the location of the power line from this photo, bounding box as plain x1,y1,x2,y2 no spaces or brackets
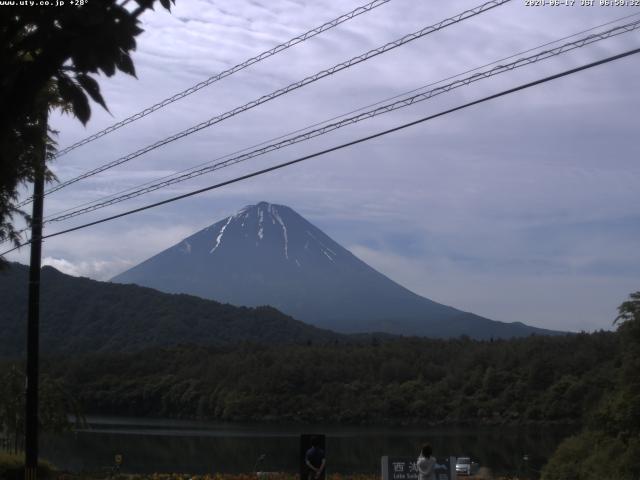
13,12,637,239
39,10,640,224
4,12,638,245
40,18,640,224
18,0,511,207
53,0,393,159
3,46,638,258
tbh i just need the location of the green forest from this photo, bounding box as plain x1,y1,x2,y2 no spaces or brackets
35,332,618,426
1,292,638,479
541,292,640,480
0,264,343,357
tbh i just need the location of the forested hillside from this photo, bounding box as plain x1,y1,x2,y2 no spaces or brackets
30,331,618,425
0,263,343,357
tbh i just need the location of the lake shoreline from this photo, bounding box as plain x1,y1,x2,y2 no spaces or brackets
79,412,581,430
41,416,568,478
53,472,530,480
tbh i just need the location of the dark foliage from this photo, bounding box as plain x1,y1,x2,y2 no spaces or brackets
0,0,174,252
541,291,640,480
0,452,55,480
0,263,628,429
0,263,343,357
0,365,84,456
30,330,619,426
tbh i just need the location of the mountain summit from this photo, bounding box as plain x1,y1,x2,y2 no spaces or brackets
112,202,555,338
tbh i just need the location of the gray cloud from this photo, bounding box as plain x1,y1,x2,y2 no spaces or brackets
7,0,640,331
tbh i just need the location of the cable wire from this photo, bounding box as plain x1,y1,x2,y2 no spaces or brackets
53,0,393,159
18,0,511,207
3,45,638,257
39,10,640,223
4,11,638,245
40,18,640,224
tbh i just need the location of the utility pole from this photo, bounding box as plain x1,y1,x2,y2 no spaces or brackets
25,107,48,480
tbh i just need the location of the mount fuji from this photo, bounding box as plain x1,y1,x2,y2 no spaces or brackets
112,202,556,338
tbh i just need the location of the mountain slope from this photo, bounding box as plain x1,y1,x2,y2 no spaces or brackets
0,262,343,358
112,202,557,338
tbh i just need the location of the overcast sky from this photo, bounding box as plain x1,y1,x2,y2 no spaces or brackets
6,0,640,332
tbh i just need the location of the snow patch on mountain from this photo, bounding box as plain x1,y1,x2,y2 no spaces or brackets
210,216,233,253
306,230,336,261
235,206,251,217
272,206,289,260
268,204,276,224
179,241,192,254
258,208,264,240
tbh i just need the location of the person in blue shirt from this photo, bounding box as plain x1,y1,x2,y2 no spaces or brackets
305,436,326,480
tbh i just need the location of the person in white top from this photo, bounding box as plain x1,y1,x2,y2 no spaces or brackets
416,443,436,480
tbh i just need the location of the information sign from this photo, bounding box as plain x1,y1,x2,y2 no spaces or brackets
381,456,456,480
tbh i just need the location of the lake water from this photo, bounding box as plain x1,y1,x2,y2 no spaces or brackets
41,416,576,476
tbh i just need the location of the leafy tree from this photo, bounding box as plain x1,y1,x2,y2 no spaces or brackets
0,366,24,453
615,291,640,324
0,365,83,453
0,0,175,254
541,430,640,480
542,291,640,480
615,291,640,364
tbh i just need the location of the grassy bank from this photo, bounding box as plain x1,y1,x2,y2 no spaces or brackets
0,452,55,479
